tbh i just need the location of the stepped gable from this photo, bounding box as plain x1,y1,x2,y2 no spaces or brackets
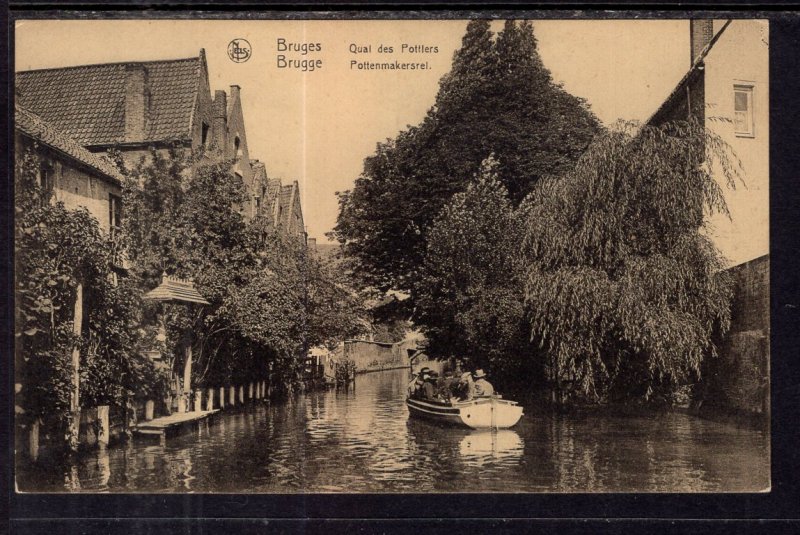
279,184,294,225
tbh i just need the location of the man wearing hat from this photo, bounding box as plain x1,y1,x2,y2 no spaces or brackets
473,369,494,398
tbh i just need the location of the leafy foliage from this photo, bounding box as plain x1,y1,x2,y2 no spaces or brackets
122,149,368,393
14,147,167,433
522,120,739,403
332,20,601,295
414,157,545,390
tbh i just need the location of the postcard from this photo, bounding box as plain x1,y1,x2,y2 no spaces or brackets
12,16,769,494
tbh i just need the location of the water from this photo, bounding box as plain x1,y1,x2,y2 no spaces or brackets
16,368,770,493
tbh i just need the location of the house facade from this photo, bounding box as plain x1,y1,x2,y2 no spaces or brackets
648,19,769,419
253,173,307,244
15,103,129,456
15,103,125,237
210,85,256,213
649,19,769,268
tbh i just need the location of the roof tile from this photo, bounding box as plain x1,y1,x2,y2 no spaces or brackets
15,103,124,183
16,56,201,147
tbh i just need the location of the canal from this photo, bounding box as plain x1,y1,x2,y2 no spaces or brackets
16,367,769,493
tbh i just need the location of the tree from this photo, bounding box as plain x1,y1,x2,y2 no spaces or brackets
121,149,252,386
415,157,539,387
304,249,370,350
522,120,740,404
122,149,367,394
332,20,601,296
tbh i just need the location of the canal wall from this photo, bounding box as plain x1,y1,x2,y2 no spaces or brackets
697,254,770,422
337,338,420,373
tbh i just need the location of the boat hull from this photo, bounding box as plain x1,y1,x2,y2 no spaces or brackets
406,397,523,429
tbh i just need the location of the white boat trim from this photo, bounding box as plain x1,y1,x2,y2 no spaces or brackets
406,396,523,429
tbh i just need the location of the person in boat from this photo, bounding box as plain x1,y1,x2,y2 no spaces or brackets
455,363,465,383
421,371,438,401
437,370,457,402
409,367,430,398
453,371,475,401
473,369,495,398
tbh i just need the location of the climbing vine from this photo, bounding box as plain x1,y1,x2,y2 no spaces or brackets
15,147,169,441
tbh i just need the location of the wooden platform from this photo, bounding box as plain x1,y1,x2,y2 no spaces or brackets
133,409,219,438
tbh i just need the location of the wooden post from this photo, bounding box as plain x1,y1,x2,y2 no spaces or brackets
219,386,225,409
248,382,254,401
229,385,235,406
206,388,214,411
69,282,83,451
238,385,245,404
193,390,202,412
145,400,155,421
183,345,193,399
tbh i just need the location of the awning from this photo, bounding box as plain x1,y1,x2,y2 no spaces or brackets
143,274,210,305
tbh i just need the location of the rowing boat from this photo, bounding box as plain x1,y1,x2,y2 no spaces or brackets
406,396,523,429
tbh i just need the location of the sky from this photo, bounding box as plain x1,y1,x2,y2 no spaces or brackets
15,19,691,243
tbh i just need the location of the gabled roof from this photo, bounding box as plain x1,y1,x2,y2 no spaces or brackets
279,184,294,222
16,52,205,147
646,20,732,127
267,178,282,199
15,103,124,184
251,160,267,184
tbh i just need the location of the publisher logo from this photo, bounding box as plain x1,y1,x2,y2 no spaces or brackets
228,39,252,63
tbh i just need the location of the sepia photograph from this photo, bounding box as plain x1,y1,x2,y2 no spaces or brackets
12,16,769,494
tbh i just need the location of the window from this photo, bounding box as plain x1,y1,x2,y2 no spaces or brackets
39,161,54,194
109,193,122,239
734,84,754,137
201,122,210,147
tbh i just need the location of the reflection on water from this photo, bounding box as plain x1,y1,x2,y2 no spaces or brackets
458,429,523,462
16,368,769,493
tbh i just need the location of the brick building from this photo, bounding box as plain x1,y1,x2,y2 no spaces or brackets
16,50,262,220
253,171,307,244
648,20,769,419
14,103,124,239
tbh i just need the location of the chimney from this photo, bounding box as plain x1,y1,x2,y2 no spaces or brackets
124,64,149,142
308,238,317,250
230,84,241,102
212,90,228,152
690,20,714,65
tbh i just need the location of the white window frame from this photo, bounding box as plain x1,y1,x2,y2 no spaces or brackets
733,83,755,138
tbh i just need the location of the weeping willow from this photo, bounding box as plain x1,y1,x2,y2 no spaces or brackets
522,120,743,403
